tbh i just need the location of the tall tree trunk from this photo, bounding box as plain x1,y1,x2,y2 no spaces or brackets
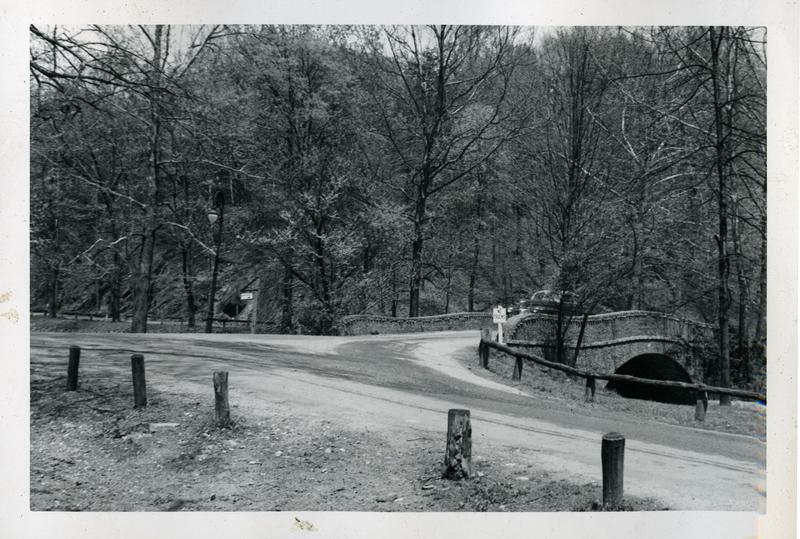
101,193,122,322
507,270,513,307
444,251,453,314
732,199,749,382
501,249,509,306
94,278,101,311
314,232,333,332
628,221,643,311
131,25,164,334
468,237,479,312
108,251,122,322
391,266,398,318
281,263,293,332
468,180,483,312
514,204,522,257
378,280,386,316
131,226,156,333
490,235,497,287
177,171,195,328
48,266,59,318
408,232,423,317
753,214,767,344
408,194,427,317
555,300,566,365
710,26,732,404
181,241,196,328
204,199,224,334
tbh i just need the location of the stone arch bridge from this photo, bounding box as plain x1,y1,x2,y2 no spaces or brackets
505,310,717,384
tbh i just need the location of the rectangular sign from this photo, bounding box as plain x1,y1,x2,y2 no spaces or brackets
492,306,507,323
240,292,254,300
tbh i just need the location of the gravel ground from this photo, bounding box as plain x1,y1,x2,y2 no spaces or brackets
30,361,665,512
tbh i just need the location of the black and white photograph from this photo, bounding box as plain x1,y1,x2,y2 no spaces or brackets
2,1,798,537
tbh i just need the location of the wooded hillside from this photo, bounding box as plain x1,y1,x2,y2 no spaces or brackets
30,25,766,383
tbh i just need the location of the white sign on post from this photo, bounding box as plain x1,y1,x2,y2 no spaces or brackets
492,306,507,343
240,292,254,301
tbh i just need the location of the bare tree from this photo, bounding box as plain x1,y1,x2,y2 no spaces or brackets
357,25,528,316
30,24,223,332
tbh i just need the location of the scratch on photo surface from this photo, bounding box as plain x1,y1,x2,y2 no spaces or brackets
293,517,318,532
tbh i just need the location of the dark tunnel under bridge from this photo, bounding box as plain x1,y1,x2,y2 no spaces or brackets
605,353,697,405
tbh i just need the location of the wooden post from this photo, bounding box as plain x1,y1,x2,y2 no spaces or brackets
512,357,523,380
480,329,491,369
443,409,472,480
131,354,147,407
695,391,708,421
66,345,80,391
213,371,231,427
480,328,491,342
251,287,258,334
694,396,706,421
584,376,596,403
601,432,625,508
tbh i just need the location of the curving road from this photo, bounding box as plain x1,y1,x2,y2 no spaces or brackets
30,330,765,511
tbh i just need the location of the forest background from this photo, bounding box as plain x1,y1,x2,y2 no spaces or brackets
29,25,767,388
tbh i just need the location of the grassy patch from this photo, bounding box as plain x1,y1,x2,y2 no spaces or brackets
461,347,765,441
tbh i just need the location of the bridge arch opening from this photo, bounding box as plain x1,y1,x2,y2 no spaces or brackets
606,353,696,405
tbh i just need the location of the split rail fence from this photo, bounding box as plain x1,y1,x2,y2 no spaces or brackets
478,333,765,418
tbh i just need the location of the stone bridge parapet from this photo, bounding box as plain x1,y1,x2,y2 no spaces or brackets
505,310,717,381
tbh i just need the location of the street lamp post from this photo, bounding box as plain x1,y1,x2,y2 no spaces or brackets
205,190,224,334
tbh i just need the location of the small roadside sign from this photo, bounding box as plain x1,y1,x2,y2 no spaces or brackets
492,305,507,344
240,292,254,301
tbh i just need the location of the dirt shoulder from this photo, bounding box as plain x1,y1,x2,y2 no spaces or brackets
30,359,664,512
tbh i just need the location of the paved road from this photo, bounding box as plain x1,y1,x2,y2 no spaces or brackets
30,330,765,511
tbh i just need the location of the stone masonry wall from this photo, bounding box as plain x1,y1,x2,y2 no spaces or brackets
505,311,716,380
339,312,494,336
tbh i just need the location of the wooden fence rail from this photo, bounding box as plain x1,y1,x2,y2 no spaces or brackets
481,338,766,403
507,334,689,350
